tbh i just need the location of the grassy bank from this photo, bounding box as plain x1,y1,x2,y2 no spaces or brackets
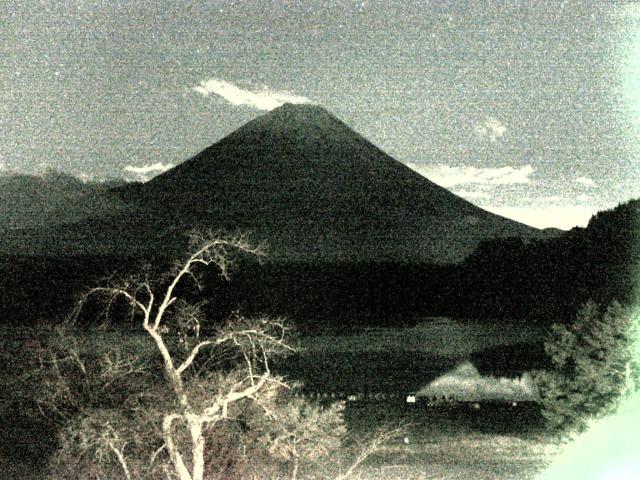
344,399,555,480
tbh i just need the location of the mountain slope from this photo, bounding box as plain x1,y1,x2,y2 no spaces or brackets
0,171,127,231
1,104,550,263
119,103,546,262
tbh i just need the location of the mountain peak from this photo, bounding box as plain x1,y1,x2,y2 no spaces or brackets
218,102,353,153
28,104,547,263
275,102,325,113
268,102,335,122
257,101,335,125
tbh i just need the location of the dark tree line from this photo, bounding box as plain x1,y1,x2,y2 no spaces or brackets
455,199,639,324
1,199,637,331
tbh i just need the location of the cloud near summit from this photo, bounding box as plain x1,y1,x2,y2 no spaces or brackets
124,162,174,181
575,176,596,187
193,79,312,111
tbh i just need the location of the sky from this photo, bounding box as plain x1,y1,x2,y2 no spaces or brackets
1,0,639,230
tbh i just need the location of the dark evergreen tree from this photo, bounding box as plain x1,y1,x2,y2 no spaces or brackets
535,300,639,432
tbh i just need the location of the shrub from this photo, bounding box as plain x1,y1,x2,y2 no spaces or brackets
535,300,639,432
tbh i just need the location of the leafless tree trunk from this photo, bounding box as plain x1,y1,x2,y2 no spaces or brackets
52,230,400,480
70,232,292,480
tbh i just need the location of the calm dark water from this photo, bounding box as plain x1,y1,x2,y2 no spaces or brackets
275,351,460,394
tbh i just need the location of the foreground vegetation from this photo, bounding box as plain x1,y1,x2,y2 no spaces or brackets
1,304,635,479
346,400,554,480
535,300,639,432
2,232,404,480
1,228,638,479
0,379,555,480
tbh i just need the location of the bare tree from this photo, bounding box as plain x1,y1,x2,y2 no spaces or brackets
56,231,294,480
34,230,403,480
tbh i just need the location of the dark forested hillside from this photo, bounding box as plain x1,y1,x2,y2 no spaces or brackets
1,200,636,330
0,170,126,231
453,199,640,324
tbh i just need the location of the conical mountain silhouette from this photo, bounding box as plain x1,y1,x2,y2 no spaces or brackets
128,103,548,262
1,104,549,262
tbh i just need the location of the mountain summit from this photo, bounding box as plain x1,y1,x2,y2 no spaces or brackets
147,102,415,192
2,104,549,262
135,103,545,262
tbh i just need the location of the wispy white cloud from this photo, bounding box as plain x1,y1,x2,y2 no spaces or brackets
576,176,596,187
406,163,534,188
123,162,173,181
484,204,594,230
193,79,312,111
474,116,507,142
452,188,492,200
405,162,596,228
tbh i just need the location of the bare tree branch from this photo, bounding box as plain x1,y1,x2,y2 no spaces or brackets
176,340,215,375
335,425,407,480
162,413,191,480
49,231,299,480
107,440,132,480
